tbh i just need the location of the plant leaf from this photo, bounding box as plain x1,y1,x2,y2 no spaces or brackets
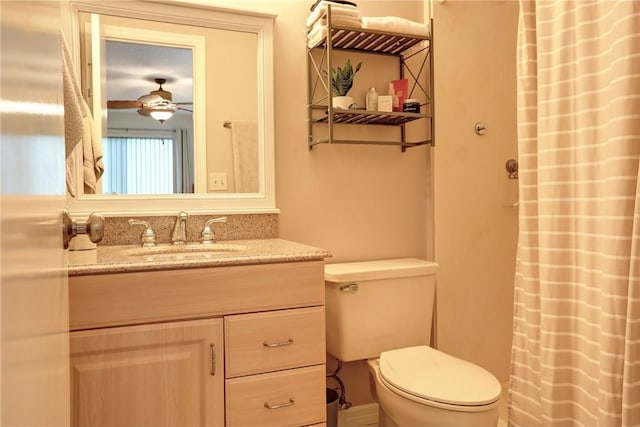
329,59,363,96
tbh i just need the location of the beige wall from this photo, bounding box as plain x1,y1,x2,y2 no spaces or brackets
224,0,518,403
433,0,519,383
268,0,431,262
264,0,431,406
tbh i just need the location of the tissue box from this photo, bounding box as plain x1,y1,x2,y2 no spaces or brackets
378,95,393,112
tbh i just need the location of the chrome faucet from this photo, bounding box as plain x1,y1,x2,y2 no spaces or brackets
171,211,189,245
201,216,228,244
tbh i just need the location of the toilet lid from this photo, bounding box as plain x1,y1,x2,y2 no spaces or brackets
378,346,502,406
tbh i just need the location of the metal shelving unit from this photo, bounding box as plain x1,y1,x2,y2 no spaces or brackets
307,7,434,152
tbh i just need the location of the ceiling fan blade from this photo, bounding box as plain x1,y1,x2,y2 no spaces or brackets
176,106,193,113
174,102,193,105
107,100,142,109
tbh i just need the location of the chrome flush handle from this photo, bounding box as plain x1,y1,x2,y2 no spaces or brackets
339,283,358,293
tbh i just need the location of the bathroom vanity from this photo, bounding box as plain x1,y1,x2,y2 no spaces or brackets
68,239,330,427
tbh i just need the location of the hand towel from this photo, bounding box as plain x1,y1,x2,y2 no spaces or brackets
61,32,104,197
230,120,259,193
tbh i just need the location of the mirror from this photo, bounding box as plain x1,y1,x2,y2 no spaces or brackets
101,30,197,195
68,1,276,214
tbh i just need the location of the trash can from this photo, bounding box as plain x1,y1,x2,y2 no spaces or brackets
326,388,339,427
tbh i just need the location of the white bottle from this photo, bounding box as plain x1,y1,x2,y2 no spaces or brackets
388,83,399,111
366,87,378,111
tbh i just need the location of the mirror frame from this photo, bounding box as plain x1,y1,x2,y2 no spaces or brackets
67,0,277,216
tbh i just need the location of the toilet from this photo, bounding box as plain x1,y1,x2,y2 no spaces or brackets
324,258,501,427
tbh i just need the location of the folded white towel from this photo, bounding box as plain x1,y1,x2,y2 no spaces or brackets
361,16,430,37
307,26,328,48
306,1,360,28
307,22,325,41
311,14,361,31
307,8,362,48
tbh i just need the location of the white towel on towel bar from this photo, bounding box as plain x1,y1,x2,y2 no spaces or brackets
230,120,259,193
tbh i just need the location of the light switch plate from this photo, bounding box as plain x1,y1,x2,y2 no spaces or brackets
208,172,228,191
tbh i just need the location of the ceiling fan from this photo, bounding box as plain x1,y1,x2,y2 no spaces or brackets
107,78,192,123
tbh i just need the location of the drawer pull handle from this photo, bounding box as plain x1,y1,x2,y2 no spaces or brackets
340,283,358,293
263,338,294,348
210,344,216,376
264,398,295,409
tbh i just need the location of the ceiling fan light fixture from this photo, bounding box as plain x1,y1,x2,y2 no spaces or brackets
149,107,175,123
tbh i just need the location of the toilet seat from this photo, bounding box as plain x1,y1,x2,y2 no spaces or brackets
378,346,501,407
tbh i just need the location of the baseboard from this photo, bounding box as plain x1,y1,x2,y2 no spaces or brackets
338,403,379,427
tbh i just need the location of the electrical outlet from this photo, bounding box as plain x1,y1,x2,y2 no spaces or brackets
208,172,228,191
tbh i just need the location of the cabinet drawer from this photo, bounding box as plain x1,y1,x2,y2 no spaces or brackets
69,261,324,330
225,307,325,377
225,365,325,427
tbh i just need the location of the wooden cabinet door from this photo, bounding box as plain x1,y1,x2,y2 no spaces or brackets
70,318,224,427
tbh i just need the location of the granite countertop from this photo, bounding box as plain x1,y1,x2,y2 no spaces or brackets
69,238,332,276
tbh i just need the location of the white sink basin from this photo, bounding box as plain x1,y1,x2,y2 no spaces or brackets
121,243,248,258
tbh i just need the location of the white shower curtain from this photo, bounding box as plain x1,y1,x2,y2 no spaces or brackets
510,1,640,426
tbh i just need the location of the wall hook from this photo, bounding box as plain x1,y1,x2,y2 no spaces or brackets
475,122,487,135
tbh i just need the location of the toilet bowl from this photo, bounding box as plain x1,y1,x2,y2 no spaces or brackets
324,259,502,427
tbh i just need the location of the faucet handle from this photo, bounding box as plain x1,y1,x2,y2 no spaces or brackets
201,216,228,244
128,219,157,247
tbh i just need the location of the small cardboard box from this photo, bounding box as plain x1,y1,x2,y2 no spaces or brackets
378,95,393,112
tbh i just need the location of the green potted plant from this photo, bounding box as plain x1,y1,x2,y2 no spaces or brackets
329,58,362,109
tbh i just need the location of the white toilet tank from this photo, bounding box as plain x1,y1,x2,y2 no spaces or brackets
324,258,438,362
